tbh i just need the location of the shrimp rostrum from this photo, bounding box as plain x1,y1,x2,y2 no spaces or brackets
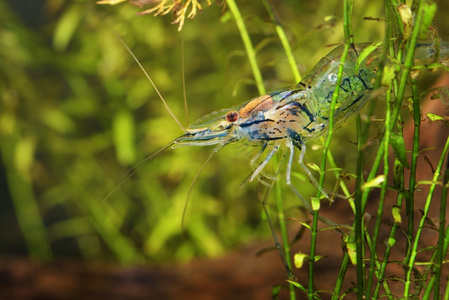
167,39,449,216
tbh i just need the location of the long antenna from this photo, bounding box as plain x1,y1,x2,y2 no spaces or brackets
106,21,186,132
98,139,178,214
181,30,190,127
181,147,217,233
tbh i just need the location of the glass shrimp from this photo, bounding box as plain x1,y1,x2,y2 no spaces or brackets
108,37,449,223
105,36,449,277
161,39,449,217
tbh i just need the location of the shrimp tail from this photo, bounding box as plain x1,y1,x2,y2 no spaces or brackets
414,39,449,67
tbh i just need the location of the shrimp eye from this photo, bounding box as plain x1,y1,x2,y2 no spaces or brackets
225,111,239,123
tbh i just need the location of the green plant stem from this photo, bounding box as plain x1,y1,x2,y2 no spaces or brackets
405,75,422,268
332,243,351,299
313,0,353,298
275,26,302,83
361,0,425,212
307,208,318,300
443,225,449,300
404,135,449,296
389,4,425,130
366,79,393,296
422,250,441,298
261,0,301,83
388,0,406,38
227,0,266,95
275,177,296,299
318,16,353,203
354,115,365,299
373,69,411,296
373,198,402,298
433,148,449,298
445,275,449,300
326,150,354,206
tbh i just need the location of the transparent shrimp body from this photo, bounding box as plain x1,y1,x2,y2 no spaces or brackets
173,40,449,199
173,43,378,193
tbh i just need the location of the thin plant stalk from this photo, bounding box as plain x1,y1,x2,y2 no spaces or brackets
389,1,426,129
326,150,354,207
366,78,393,296
372,71,420,298
354,115,365,298
312,0,353,297
404,136,449,296
331,249,350,300
363,3,399,295
422,250,442,298
307,208,319,300
261,0,302,83
226,0,266,95
443,225,449,300
406,66,423,267
434,153,449,298
275,178,296,299
373,162,404,298
360,0,422,212
446,276,449,300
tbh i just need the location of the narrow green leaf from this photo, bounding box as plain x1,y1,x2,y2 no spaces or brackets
14,136,36,177
295,220,312,230
362,175,386,190
355,42,382,73
286,280,308,293
427,112,444,122
112,110,136,165
307,162,321,172
53,4,83,52
314,255,324,262
40,108,76,134
390,132,410,168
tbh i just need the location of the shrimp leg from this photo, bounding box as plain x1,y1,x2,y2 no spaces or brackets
249,144,280,182
286,131,330,199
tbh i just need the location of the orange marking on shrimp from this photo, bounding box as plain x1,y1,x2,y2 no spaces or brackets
238,95,274,118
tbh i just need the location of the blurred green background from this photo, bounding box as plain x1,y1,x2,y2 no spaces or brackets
0,0,447,265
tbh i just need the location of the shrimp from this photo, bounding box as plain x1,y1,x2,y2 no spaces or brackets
108,35,449,221
105,34,449,278
157,39,449,218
